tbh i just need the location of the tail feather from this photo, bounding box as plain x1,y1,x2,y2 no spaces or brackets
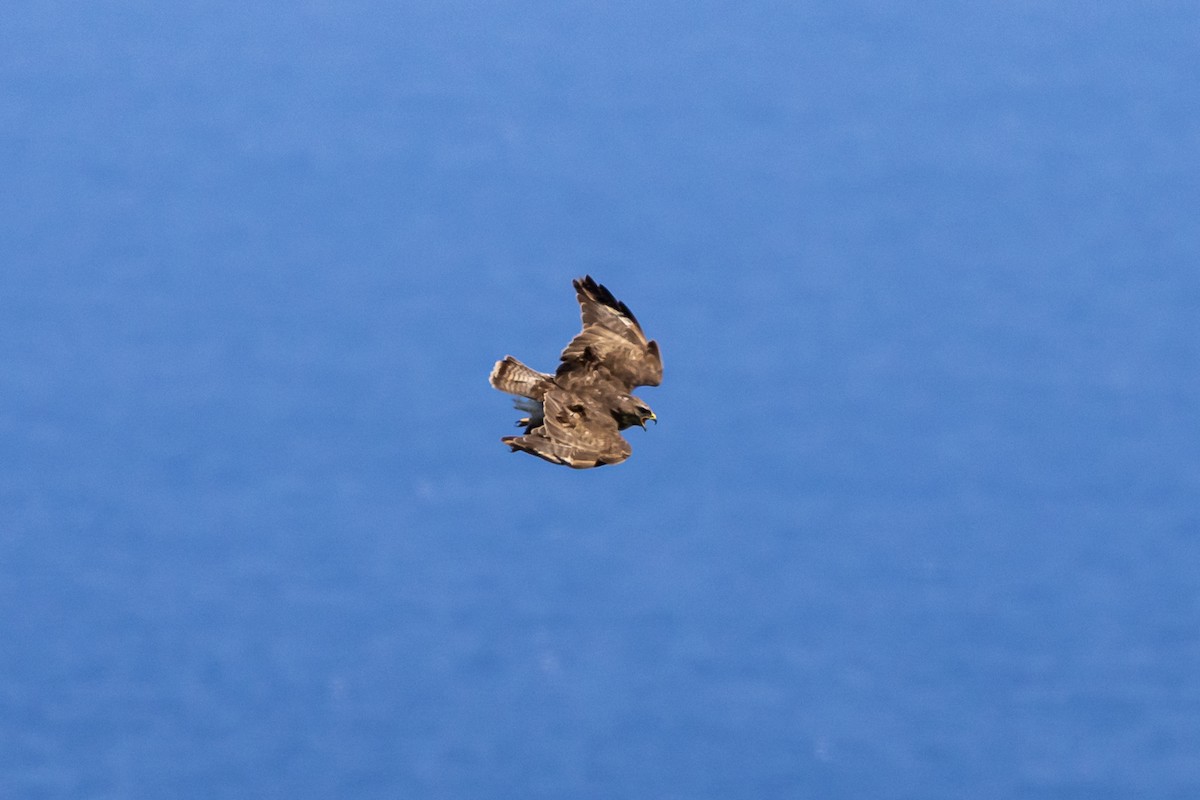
489,356,549,399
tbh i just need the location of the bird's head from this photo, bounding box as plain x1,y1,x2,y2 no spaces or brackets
612,394,656,430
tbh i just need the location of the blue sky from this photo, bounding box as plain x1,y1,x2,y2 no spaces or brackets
2,2,1198,797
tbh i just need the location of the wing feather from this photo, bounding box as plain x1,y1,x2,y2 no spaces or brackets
502,389,631,468
559,276,663,389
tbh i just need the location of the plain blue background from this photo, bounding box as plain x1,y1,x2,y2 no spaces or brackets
2,2,1198,797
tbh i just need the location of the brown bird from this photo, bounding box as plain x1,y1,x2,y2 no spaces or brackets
489,276,662,468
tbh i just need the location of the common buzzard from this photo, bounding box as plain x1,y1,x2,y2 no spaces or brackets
489,276,662,468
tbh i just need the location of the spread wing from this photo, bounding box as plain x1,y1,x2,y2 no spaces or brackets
559,276,663,389
501,390,631,469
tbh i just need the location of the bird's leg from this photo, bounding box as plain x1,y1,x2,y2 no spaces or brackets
513,398,544,431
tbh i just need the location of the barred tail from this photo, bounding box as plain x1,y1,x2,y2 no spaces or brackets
489,356,549,399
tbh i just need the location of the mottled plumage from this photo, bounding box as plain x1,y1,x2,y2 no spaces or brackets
489,276,662,468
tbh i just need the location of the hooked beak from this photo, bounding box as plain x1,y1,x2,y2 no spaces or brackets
642,412,656,428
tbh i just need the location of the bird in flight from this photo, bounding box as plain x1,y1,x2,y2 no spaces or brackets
489,276,662,468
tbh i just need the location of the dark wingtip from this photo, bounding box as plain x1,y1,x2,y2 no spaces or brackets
581,275,615,305
574,275,640,327
573,275,600,298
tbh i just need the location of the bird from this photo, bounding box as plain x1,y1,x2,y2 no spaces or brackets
489,276,662,468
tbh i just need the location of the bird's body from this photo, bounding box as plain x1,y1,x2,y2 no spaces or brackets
489,276,662,468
